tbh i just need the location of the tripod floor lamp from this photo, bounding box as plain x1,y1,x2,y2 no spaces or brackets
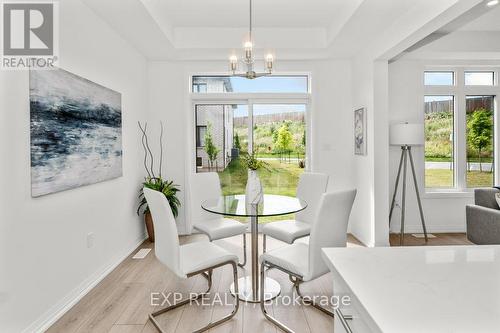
389,123,428,246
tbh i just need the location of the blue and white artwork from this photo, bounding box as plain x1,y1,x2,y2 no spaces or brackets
30,68,122,197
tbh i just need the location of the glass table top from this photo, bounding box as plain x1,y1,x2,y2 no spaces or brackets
201,194,307,217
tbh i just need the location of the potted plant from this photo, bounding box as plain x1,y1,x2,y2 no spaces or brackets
137,121,181,242
137,177,180,242
240,152,269,206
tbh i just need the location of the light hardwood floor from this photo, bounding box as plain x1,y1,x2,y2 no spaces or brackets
48,233,469,333
389,232,472,246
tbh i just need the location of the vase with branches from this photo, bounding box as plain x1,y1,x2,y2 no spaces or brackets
137,121,181,242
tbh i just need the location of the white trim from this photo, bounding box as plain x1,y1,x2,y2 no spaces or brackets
190,93,311,101
23,233,147,333
422,191,474,199
390,225,465,233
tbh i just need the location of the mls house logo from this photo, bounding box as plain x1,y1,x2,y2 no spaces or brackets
1,1,59,69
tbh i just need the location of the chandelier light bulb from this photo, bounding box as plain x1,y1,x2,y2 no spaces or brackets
486,0,499,6
265,54,274,72
229,55,238,72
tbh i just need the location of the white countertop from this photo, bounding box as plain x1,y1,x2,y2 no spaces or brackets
322,246,500,333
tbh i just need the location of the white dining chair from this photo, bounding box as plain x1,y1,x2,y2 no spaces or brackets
261,172,329,252
190,172,248,267
259,189,357,333
143,188,240,333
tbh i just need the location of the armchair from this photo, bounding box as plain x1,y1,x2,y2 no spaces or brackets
466,188,500,244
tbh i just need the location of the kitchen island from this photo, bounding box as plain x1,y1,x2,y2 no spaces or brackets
322,246,500,333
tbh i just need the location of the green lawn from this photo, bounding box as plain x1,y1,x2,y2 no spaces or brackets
425,169,494,188
218,158,304,223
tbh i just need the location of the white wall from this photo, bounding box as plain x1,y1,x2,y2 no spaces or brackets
147,59,356,234
388,59,475,233
0,0,148,331
349,56,390,247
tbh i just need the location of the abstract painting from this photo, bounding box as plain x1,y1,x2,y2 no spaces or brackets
30,68,122,197
354,107,367,155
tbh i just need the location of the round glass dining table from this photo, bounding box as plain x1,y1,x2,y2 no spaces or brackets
201,194,307,303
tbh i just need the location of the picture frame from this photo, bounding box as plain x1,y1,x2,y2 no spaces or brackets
354,107,367,156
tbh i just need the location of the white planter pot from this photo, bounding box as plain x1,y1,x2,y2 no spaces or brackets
245,170,263,206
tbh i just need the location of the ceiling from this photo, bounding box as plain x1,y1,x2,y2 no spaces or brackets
82,0,493,61
156,0,355,28
398,1,500,60
459,5,500,31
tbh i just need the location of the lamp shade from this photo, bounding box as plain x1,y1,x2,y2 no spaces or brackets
390,123,424,146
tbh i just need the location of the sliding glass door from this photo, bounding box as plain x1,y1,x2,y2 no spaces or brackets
194,102,307,222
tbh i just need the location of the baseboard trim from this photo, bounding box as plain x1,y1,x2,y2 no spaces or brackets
390,225,465,233
23,233,147,333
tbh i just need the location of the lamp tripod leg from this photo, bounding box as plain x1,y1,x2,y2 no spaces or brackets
400,147,408,246
389,148,405,224
408,147,428,242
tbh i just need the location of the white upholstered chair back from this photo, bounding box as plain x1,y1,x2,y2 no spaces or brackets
295,172,329,225
189,172,222,224
143,188,184,278
306,189,356,281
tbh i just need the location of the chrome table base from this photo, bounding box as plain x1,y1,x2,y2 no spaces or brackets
230,276,281,303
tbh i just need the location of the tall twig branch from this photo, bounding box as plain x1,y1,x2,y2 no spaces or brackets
143,123,156,178
138,121,151,178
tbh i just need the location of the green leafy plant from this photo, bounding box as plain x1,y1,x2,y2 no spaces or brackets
137,121,181,218
137,177,180,217
240,152,270,171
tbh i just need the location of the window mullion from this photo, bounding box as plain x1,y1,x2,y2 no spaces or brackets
455,68,467,191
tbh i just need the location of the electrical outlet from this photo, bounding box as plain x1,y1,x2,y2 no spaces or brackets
87,232,95,248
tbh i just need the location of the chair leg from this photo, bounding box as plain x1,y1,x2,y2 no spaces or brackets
260,261,295,333
293,280,335,317
238,233,247,268
149,261,240,333
201,270,213,290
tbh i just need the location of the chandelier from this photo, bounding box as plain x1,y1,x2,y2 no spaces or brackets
229,0,274,79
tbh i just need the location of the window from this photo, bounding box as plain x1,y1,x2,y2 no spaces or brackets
424,68,498,191
424,71,454,86
424,96,455,188
465,72,495,86
196,125,207,147
466,96,494,187
192,75,309,93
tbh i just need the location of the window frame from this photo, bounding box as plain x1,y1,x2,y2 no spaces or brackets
188,73,312,175
424,71,455,86
464,71,496,87
190,75,311,94
423,67,500,194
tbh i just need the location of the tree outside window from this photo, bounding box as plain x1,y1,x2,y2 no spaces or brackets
204,122,220,171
